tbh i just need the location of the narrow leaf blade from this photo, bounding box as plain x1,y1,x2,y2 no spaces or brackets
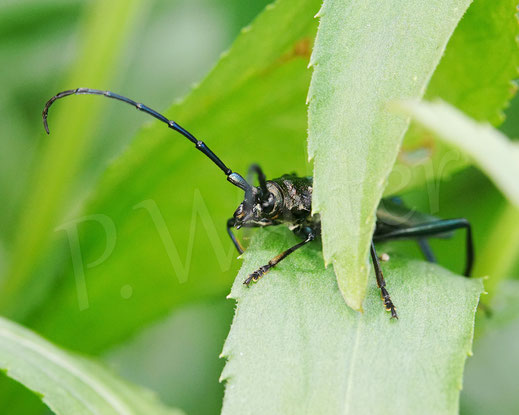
307,0,473,311
398,100,519,207
425,0,519,124
0,317,183,415
388,0,519,195
221,228,483,415
1,0,146,316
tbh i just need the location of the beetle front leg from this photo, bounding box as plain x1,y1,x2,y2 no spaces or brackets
244,232,315,286
227,218,244,254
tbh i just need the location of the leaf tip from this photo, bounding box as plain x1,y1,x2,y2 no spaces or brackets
341,290,365,313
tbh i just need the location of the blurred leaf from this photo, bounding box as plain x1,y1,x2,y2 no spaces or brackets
388,0,519,194
461,280,519,415
473,203,519,294
397,100,519,207
396,100,519,296
307,0,472,311
501,90,519,140
220,228,483,415
396,167,508,280
0,0,146,316
425,0,518,124
0,317,183,415
107,300,234,415
0,374,46,415
0,0,81,45
28,0,321,353
0,0,81,244
477,280,519,333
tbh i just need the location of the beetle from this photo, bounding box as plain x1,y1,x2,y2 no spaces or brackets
43,88,474,319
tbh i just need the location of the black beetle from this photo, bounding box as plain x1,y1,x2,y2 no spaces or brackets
43,88,474,319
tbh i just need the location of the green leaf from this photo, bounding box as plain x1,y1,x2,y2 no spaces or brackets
307,0,472,311
388,0,519,194
0,317,183,415
396,100,519,296
0,0,146,316
426,0,518,124
397,100,519,208
106,300,234,415
220,228,483,415
473,203,519,295
461,280,519,415
29,0,321,353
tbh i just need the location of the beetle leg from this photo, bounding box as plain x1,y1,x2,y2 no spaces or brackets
417,238,436,263
373,218,473,276
370,241,398,319
227,218,244,254
244,232,315,286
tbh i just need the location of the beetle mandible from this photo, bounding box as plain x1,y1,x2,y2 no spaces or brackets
43,88,475,319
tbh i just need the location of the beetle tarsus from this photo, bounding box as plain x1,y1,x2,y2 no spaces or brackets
243,266,270,286
371,242,399,320
381,287,398,319
243,232,315,288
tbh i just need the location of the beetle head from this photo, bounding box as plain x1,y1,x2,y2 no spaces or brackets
228,172,277,228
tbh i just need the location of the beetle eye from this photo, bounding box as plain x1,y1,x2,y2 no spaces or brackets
234,204,245,220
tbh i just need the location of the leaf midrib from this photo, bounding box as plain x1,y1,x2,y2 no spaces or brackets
0,326,134,415
342,315,361,415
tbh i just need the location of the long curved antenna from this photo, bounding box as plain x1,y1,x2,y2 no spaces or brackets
42,88,248,187
247,163,274,211
248,164,269,198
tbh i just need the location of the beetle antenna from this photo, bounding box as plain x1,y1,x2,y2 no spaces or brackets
247,164,270,199
42,88,248,188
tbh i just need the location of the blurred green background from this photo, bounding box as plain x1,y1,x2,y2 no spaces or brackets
0,1,274,413
1,0,518,414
